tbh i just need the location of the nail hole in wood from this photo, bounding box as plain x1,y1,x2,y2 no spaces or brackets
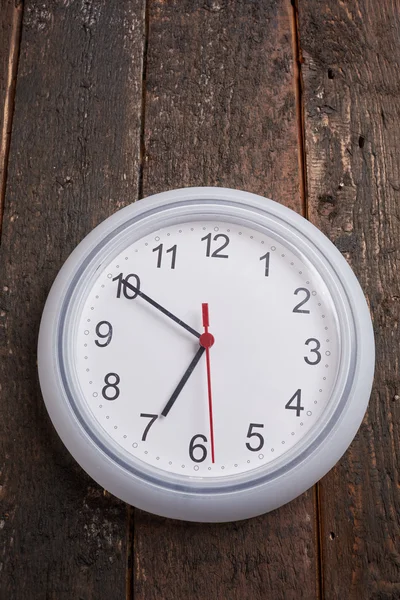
328,68,334,79
358,136,365,148
330,532,336,540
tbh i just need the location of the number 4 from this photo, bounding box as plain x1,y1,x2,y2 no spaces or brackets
285,389,304,417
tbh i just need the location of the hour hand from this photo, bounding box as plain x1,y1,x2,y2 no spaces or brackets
161,346,205,417
121,278,201,339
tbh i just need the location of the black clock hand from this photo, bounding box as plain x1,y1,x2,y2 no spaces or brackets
161,346,205,417
121,278,201,339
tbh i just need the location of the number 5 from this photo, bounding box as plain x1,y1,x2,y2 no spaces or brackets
246,423,265,451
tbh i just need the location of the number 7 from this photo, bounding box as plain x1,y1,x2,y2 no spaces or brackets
140,413,158,441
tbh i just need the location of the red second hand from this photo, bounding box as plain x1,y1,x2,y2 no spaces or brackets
200,303,215,463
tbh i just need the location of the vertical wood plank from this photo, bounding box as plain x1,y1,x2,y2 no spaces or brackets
0,2,145,598
299,0,400,597
0,0,23,230
134,2,319,599
142,0,301,212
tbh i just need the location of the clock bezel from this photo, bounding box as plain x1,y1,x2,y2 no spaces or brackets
38,187,375,522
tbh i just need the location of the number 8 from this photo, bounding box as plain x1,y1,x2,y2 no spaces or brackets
102,373,120,400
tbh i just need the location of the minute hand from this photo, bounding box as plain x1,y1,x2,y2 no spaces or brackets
121,278,201,339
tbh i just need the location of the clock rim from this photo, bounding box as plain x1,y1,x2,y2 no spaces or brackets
38,187,375,522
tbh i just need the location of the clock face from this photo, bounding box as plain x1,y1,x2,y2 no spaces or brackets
74,219,340,479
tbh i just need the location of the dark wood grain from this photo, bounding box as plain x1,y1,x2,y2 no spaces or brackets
5,0,397,598
0,0,23,231
0,1,144,598
134,2,319,599
141,0,302,213
299,0,400,598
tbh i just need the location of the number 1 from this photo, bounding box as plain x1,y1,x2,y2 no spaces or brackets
260,252,270,276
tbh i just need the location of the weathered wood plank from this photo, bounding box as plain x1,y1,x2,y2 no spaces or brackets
142,0,302,213
0,0,23,231
0,1,145,598
134,2,318,599
299,0,400,597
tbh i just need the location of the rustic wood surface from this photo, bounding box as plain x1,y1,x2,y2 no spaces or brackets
0,0,398,598
300,1,400,598
0,2,144,598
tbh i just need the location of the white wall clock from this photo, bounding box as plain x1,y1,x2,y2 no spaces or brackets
38,187,375,522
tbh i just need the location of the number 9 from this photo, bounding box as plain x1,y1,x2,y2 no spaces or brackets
95,321,113,347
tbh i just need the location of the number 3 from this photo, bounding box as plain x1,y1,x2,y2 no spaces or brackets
304,338,322,365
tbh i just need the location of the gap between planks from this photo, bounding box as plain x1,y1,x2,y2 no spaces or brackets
126,504,135,600
290,0,308,219
138,0,150,203
0,1,24,240
290,1,323,598
315,479,325,600
128,0,149,598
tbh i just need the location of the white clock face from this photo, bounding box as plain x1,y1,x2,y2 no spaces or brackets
75,220,340,478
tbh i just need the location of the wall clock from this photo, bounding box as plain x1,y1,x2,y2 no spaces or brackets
38,187,375,522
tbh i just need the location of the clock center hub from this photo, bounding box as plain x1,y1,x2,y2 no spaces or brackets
199,332,215,348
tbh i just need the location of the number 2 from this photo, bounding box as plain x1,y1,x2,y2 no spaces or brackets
293,288,310,314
